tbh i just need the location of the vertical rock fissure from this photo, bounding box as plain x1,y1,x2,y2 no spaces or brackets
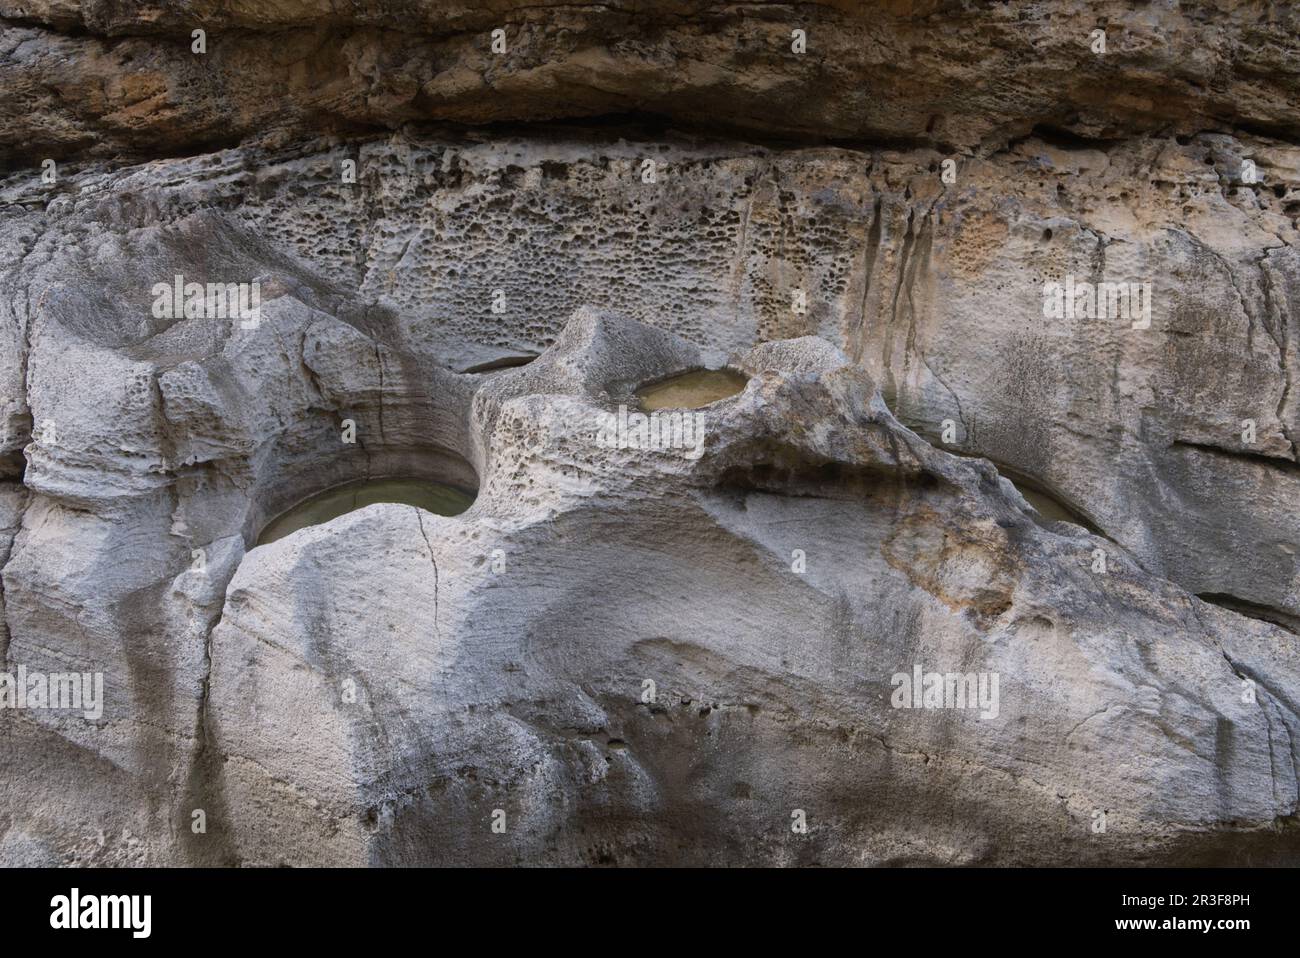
1258,253,1297,459
851,192,883,365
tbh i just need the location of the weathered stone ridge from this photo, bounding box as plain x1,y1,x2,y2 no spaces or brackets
3,2,1300,166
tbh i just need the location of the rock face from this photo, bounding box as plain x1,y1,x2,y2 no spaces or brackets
4,1,1300,165
0,2,1298,866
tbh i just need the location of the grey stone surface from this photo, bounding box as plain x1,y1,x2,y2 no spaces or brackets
202,313,1300,865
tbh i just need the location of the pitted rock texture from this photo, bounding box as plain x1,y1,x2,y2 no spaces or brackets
0,1,1298,866
4,129,1296,640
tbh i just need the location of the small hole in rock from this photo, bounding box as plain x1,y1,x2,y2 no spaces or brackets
461,353,538,374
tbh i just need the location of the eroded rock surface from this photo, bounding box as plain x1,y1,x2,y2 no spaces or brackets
203,313,1300,865
0,1,1297,866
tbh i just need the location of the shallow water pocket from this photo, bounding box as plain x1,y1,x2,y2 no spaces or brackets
256,478,475,546
1001,472,1102,534
636,368,749,411
1015,486,1075,525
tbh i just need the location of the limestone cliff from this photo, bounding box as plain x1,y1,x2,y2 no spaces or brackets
0,1,1296,865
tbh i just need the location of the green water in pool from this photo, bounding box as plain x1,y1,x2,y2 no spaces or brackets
636,368,748,411
256,478,475,546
